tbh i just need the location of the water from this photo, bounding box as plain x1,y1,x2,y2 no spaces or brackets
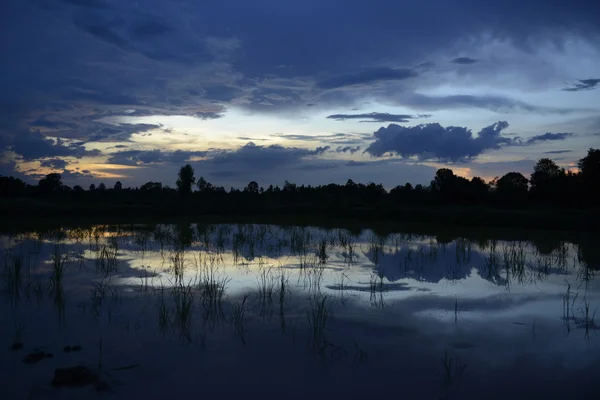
1,223,599,399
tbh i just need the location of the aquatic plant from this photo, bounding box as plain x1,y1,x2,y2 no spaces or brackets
307,294,329,354
231,294,250,343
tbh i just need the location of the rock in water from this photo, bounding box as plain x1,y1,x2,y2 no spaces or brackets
11,341,23,351
51,366,98,387
23,351,46,364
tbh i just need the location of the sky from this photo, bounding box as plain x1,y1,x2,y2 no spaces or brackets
1,0,599,189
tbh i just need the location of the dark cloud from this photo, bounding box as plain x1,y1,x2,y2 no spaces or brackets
450,57,478,65
237,137,269,141
562,79,600,92
40,158,69,169
201,142,331,176
326,113,416,123
544,150,572,154
274,133,349,141
317,68,418,89
30,118,78,130
396,93,586,114
87,123,162,142
336,146,361,154
365,121,515,161
107,149,208,166
194,112,224,120
8,130,101,161
525,132,574,144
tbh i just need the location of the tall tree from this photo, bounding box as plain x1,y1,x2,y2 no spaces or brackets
578,148,600,183
114,181,122,190
38,173,62,195
245,181,259,194
176,164,196,194
578,148,600,203
530,158,565,188
494,172,529,202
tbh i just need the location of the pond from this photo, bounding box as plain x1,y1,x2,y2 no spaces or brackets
1,223,599,399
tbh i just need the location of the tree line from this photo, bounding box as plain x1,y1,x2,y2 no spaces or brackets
0,148,598,210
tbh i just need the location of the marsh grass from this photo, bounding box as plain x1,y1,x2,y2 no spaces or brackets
50,244,66,289
172,282,194,342
170,249,186,284
277,270,290,334
2,254,23,302
307,294,329,354
257,266,276,304
91,279,108,320
369,270,386,308
198,263,229,326
353,341,368,363
96,244,118,276
231,294,249,343
317,239,328,265
442,349,467,389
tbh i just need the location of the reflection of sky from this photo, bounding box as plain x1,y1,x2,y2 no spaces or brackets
2,224,596,322
1,224,599,399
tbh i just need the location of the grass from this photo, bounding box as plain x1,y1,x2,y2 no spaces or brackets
256,266,276,305
2,254,23,302
442,349,467,385
278,270,290,334
307,294,329,354
156,285,171,336
172,282,194,342
198,264,229,326
50,244,66,289
231,294,250,343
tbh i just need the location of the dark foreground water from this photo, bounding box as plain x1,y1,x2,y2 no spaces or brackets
1,223,599,399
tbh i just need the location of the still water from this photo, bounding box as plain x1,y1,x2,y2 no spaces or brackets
1,223,599,399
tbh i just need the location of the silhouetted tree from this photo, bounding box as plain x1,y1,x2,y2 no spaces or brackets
245,181,259,194
73,185,84,192
140,182,162,192
98,182,107,191
114,181,122,190
578,148,600,203
494,172,528,204
529,158,566,204
38,173,62,195
530,158,565,187
197,176,213,192
0,176,27,196
89,184,96,191
176,164,196,194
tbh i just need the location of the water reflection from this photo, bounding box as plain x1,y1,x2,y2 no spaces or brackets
1,223,599,399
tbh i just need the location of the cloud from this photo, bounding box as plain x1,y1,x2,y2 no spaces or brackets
395,93,587,114
562,79,600,92
326,113,417,123
365,121,515,161
450,57,478,65
544,150,572,154
317,68,418,89
7,130,101,161
525,132,574,144
40,158,69,169
107,149,208,166
336,146,361,154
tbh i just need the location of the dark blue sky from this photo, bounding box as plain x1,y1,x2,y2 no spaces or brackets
1,0,599,188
